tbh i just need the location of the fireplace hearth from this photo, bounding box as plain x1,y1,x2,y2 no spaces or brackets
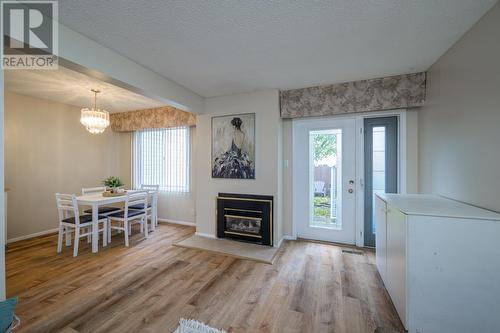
217,193,273,246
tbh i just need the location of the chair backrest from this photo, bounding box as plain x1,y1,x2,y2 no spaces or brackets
82,186,106,195
140,184,159,205
140,184,159,192
125,191,148,215
55,193,81,224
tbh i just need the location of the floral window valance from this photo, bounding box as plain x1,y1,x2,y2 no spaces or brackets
110,106,196,132
280,72,426,118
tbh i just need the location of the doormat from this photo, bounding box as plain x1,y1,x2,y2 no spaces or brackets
342,249,364,255
173,318,227,333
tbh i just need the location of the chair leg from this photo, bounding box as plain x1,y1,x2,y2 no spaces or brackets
155,205,158,227
108,219,112,244
103,221,108,247
149,213,155,232
57,225,64,253
151,205,158,227
73,227,80,257
87,231,92,244
65,227,72,246
124,220,129,247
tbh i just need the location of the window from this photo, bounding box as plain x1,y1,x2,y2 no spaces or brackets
371,126,386,234
133,127,190,192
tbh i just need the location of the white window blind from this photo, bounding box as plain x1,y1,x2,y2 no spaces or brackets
133,127,190,192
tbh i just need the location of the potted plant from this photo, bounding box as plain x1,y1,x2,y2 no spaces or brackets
103,176,124,194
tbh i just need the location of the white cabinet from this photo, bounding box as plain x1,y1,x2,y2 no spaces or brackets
374,196,387,283
386,206,406,327
375,197,407,327
375,194,500,333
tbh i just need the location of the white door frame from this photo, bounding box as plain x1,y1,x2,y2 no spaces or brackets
291,109,411,247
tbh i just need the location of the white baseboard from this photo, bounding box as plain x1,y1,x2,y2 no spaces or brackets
157,218,196,227
7,228,59,244
195,232,217,239
282,235,297,240
276,235,297,247
276,238,284,248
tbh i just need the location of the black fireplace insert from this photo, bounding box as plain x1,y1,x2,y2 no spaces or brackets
216,193,273,246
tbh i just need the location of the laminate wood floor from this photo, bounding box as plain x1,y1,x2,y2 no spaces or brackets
6,223,404,333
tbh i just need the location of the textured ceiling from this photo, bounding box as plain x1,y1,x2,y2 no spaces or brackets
4,67,165,113
58,0,497,97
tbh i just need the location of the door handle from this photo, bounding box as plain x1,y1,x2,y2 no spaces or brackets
348,189,354,193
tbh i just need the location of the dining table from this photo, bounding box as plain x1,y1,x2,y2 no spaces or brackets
76,190,158,253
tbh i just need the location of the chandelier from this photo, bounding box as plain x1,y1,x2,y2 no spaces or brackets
80,89,110,134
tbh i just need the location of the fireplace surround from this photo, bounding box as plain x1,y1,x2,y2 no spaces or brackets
216,193,273,246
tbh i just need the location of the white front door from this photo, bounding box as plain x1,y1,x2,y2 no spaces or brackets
293,117,357,244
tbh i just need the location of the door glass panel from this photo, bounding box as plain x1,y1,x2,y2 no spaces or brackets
309,129,342,230
372,126,386,233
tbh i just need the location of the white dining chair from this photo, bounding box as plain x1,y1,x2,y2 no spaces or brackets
107,191,149,247
55,193,108,257
129,184,159,230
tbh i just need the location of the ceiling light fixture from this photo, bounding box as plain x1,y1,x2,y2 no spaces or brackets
80,89,110,134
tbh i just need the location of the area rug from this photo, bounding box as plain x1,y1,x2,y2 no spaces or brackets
173,319,227,333
174,234,279,264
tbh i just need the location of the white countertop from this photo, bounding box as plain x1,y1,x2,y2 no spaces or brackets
376,193,500,221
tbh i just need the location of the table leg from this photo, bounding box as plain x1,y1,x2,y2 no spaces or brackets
92,203,99,253
150,201,156,232
154,200,158,227
144,215,149,238
149,193,156,232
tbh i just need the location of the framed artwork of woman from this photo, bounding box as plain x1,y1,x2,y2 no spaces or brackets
211,113,255,179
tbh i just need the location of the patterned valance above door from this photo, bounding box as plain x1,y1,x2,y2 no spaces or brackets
280,72,426,118
110,106,196,132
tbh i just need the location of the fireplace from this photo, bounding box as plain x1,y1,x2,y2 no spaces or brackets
217,193,273,246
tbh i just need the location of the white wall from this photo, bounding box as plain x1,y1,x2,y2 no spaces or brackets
195,90,283,244
5,92,131,240
0,70,6,299
419,2,500,211
405,111,419,194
